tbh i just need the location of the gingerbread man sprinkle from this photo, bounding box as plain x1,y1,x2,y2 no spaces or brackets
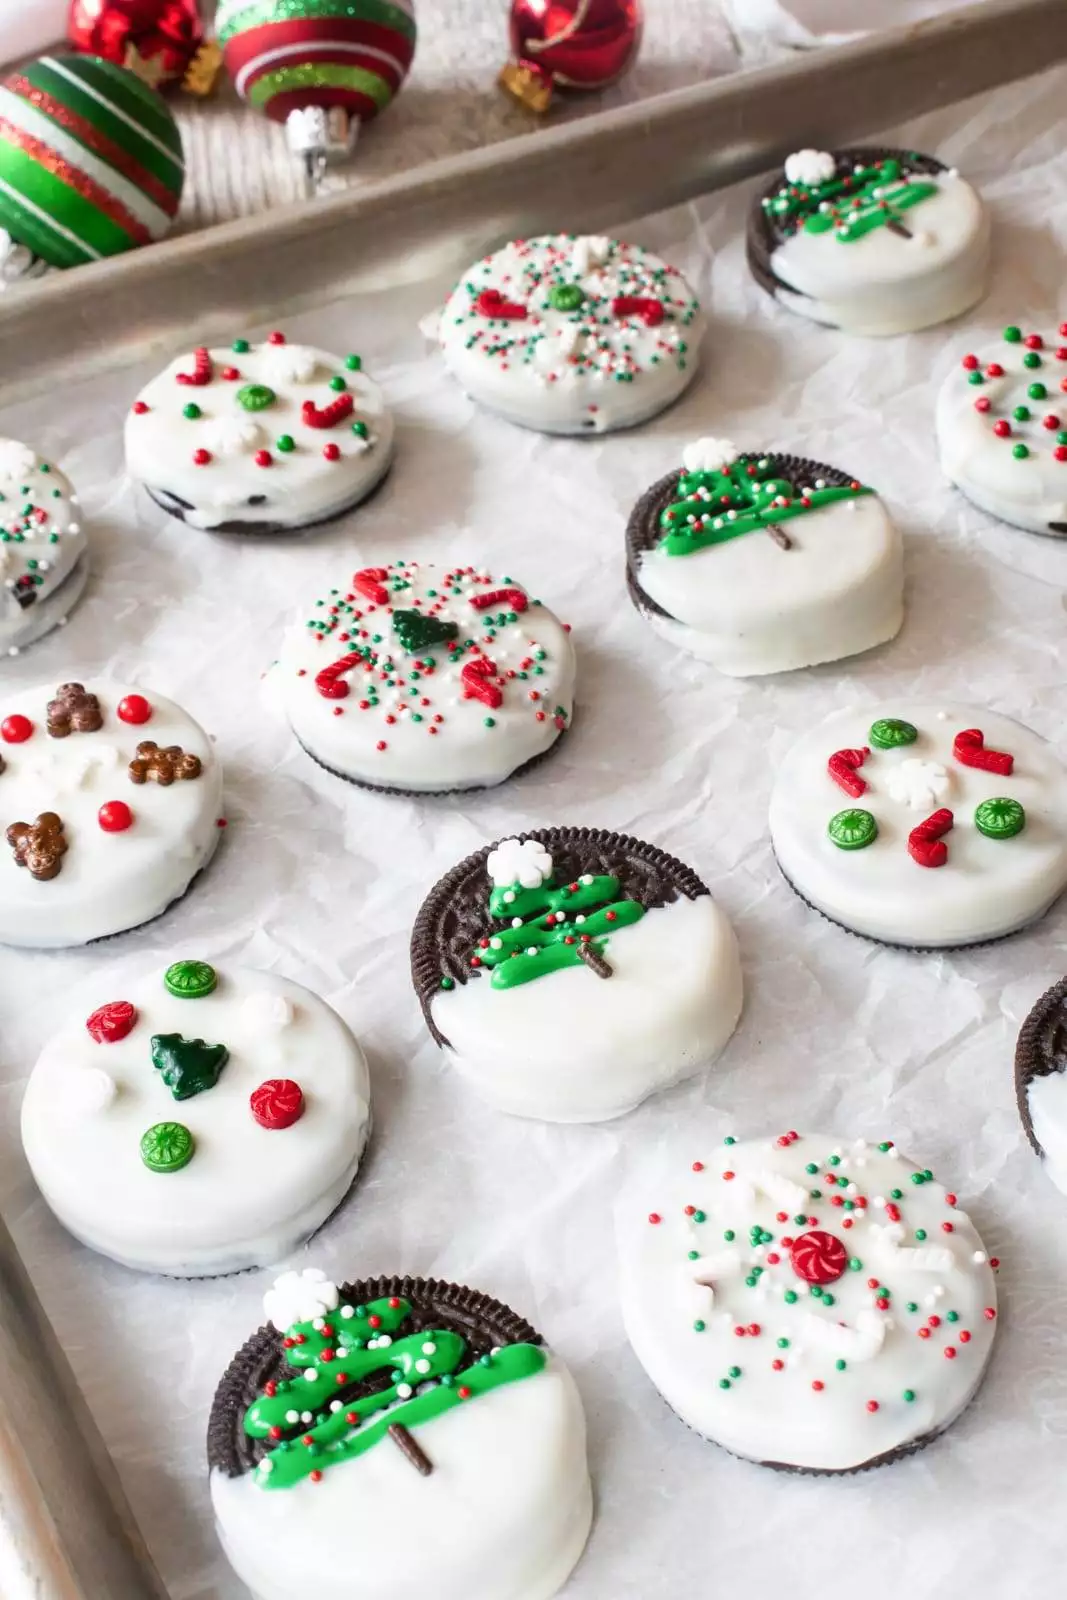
128,741,202,786
7,812,67,879
47,683,103,738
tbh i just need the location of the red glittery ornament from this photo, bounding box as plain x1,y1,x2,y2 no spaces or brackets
67,0,221,95
501,0,642,113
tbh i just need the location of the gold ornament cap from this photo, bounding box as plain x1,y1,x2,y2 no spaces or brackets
498,60,554,114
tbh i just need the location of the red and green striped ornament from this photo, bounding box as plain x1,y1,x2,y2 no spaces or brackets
0,53,184,270
218,0,416,129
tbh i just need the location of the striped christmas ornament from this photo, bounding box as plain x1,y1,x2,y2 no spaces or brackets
217,0,417,128
0,54,184,270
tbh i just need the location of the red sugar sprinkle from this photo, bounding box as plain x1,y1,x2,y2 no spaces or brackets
772,1358,784,1371
959,1330,971,1343
944,1347,957,1360
812,1381,824,1392
984,1307,996,1319
975,398,991,413
193,448,211,465
310,1470,323,1483
692,1161,704,1172
648,1213,661,1225
458,1386,471,1399
132,400,149,414
722,1171,735,1181
941,1222,954,1233
866,1400,879,1413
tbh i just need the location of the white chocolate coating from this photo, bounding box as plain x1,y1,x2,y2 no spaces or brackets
769,701,1067,946
431,896,743,1123
21,964,371,1277
276,561,576,792
0,440,87,654
767,169,989,336
1028,1070,1067,1200
936,328,1067,534
617,1132,999,1472
0,679,223,948
211,1354,592,1600
635,484,903,676
125,336,394,531
439,235,704,435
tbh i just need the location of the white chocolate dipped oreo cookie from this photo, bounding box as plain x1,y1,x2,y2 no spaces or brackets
0,438,87,655
21,961,371,1277
618,1131,999,1472
769,702,1067,947
438,233,704,434
208,1270,592,1600
275,561,575,793
412,828,743,1123
0,679,222,947
1016,976,1067,1201
748,147,988,336
626,438,903,675
125,331,394,532
936,323,1067,535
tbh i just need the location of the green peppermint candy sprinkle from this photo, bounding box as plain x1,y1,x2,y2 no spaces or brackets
140,1121,194,1173
974,797,1026,839
237,383,276,412
869,718,918,749
164,960,218,999
828,808,878,851
548,283,584,311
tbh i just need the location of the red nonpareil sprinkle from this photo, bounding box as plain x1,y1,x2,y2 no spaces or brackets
942,1222,954,1232
929,1315,941,1328
368,1315,381,1328
648,1213,661,1225
975,397,991,413
692,1161,704,1171
222,366,240,381
376,740,387,751
866,1400,879,1413
875,1297,889,1311
959,1330,971,1343
310,1470,323,1483
961,354,978,370
984,1306,996,1318
193,448,212,465
944,1347,957,1360
684,1205,695,1216
255,449,272,468
389,1297,401,1308
993,419,1011,438
885,1203,901,1222
918,1327,931,1339
747,1324,761,1336
722,1171,735,1181
946,1193,957,1206
268,331,286,344
1026,333,1044,349
990,1258,1000,1270
1044,414,1061,429
264,1382,277,1397
458,1386,471,1399
987,362,1004,377
812,1381,824,1392
132,400,149,414
734,1326,746,1338
323,443,341,462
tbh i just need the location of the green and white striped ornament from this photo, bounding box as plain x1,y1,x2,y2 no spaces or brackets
0,54,185,270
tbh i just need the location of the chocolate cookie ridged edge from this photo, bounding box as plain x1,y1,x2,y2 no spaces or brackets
1014,975,1067,1157
624,454,862,625
295,721,570,798
745,146,948,303
207,1274,542,1479
411,825,709,1047
144,451,393,537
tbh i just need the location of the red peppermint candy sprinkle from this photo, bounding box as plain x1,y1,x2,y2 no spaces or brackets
250,1078,305,1130
789,1230,848,1285
86,1000,138,1044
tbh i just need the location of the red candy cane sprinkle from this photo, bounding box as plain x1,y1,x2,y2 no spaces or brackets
302,394,354,429
469,587,529,613
460,657,503,709
828,746,870,798
250,1079,305,1130
612,295,665,326
475,288,527,320
908,807,954,869
86,1000,138,1044
315,657,361,700
353,567,391,606
953,727,1014,775
175,347,213,387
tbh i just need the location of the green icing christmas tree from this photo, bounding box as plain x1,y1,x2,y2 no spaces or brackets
150,1033,228,1100
243,1287,544,1490
657,446,871,557
473,838,645,989
764,155,937,243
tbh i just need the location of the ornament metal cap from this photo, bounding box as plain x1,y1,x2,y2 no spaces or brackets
499,59,554,114
285,106,359,190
